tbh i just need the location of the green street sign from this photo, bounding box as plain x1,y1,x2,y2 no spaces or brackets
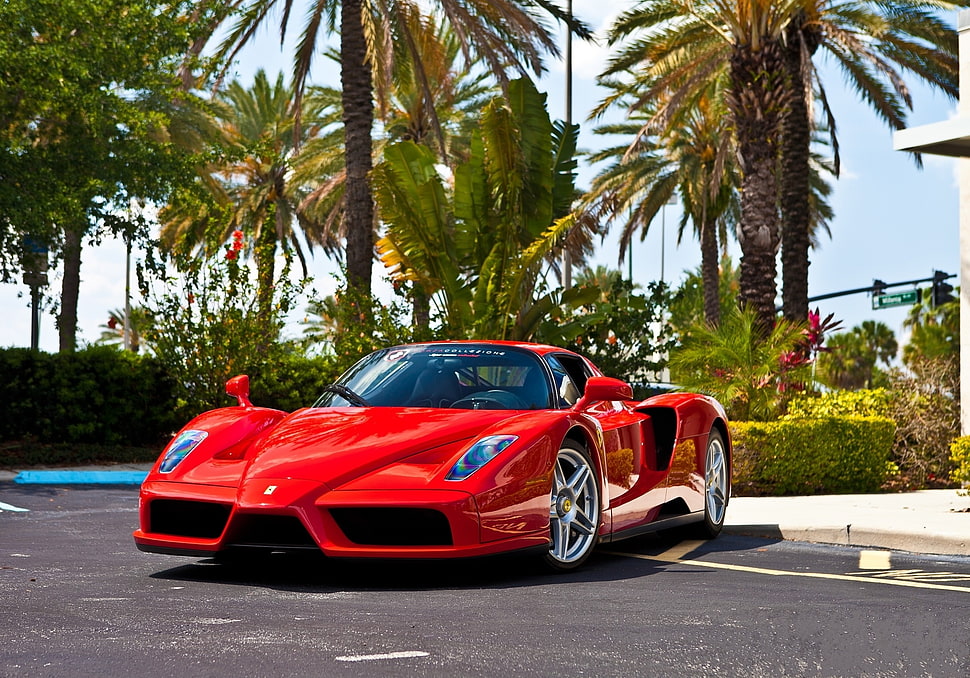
872,289,919,310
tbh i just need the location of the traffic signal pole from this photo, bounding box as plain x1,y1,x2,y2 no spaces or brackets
800,271,956,307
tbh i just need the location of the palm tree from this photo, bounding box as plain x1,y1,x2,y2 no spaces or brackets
668,305,810,421
98,307,154,354
779,1,963,322
293,21,499,260
204,0,582,300
373,78,598,341
379,17,496,167
818,320,897,390
605,0,798,330
160,70,334,319
587,77,739,326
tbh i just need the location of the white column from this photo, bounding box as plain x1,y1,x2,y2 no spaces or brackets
959,11,970,435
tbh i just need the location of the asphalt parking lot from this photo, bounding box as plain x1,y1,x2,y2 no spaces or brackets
3,482,970,677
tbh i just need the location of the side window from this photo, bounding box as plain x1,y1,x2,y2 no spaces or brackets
546,355,587,408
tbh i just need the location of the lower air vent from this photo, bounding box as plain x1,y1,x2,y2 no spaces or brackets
330,508,453,546
150,499,231,539
227,514,316,548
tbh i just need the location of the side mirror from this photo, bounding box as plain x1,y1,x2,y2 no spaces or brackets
226,374,253,408
573,376,633,411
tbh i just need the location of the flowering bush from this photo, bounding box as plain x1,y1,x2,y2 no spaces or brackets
669,306,838,421
139,240,303,418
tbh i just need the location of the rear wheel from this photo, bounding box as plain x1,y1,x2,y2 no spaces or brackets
543,440,600,572
695,429,729,538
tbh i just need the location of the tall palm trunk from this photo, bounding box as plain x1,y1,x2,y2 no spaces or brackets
728,41,788,331
779,21,815,323
700,217,720,326
341,0,375,298
58,225,83,353
255,221,277,327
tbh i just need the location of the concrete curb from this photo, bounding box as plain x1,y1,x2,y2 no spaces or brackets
724,490,970,557
13,470,148,485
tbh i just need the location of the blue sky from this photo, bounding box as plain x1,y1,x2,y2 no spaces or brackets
0,1,960,356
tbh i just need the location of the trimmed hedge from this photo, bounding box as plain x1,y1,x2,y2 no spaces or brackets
0,346,179,446
730,416,897,495
248,353,342,413
0,347,342,465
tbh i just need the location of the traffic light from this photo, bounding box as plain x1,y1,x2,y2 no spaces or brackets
932,270,955,308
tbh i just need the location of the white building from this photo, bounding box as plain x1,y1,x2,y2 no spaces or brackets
893,10,970,435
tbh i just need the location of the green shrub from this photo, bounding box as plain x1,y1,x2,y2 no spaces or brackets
786,385,958,490
950,436,970,495
730,416,897,495
0,345,348,467
249,353,342,412
0,346,179,446
783,389,892,419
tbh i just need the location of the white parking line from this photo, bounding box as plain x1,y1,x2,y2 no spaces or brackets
335,651,430,662
0,501,29,512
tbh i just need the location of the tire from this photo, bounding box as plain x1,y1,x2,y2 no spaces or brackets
694,428,730,539
543,440,601,572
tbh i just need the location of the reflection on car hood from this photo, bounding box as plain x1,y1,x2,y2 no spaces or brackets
244,407,516,487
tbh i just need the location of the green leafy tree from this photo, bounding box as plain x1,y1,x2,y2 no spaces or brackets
0,0,214,352
818,320,898,390
903,289,959,379
373,78,598,341
567,267,674,389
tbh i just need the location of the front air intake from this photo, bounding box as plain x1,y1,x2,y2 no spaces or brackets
149,499,231,539
226,514,317,548
330,508,453,546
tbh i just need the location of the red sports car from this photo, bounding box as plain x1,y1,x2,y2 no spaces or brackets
134,341,731,571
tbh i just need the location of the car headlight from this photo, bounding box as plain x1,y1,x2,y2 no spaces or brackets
159,430,208,473
446,435,518,481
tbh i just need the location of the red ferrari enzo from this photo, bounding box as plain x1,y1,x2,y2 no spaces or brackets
134,341,730,571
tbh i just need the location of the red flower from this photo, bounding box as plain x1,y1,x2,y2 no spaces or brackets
232,230,244,241
225,249,238,261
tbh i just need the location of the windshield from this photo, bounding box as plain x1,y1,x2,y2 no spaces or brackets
313,344,553,410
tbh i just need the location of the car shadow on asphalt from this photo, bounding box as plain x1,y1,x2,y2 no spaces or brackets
146,531,783,593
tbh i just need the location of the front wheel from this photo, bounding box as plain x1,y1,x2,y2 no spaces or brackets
694,428,729,538
543,440,601,572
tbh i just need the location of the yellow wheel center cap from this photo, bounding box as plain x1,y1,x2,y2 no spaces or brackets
561,498,572,513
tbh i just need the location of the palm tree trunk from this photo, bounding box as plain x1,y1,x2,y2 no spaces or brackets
780,24,812,324
58,225,83,353
341,0,375,298
255,222,277,330
728,42,787,331
700,218,720,326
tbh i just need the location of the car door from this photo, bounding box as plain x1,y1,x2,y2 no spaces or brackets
545,354,667,533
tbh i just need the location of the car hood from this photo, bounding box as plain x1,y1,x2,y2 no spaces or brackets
242,407,516,487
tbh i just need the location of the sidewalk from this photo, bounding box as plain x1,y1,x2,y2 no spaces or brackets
2,464,969,557
725,490,970,557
